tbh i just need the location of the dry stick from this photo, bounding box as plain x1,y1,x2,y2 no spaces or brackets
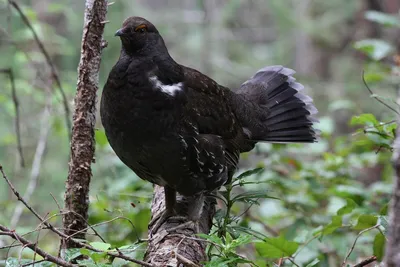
353,256,377,267
11,99,51,228
0,165,154,267
0,225,76,267
0,68,24,167
341,225,380,267
8,0,72,140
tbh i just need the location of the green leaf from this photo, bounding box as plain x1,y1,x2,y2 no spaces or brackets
255,236,299,259
90,242,111,251
235,167,264,179
379,203,389,215
373,232,385,261
337,198,357,215
197,233,224,245
227,234,253,249
91,252,108,263
365,11,400,27
322,216,343,235
63,248,82,262
363,72,386,83
305,259,320,267
232,190,278,204
350,113,379,127
80,248,92,256
353,215,377,230
354,39,393,61
230,225,268,240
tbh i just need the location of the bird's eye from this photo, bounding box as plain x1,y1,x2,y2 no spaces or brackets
134,24,147,33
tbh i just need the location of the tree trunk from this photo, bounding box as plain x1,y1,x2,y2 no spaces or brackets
385,125,400,266
384,57,400,265
144,186,216,266
62,0,107,249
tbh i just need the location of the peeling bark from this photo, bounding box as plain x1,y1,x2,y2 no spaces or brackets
62,0,108,249
144,186,216,266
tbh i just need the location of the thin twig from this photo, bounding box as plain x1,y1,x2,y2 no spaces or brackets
341,225,380,267
65,216,140,243
362,70,399,115
353,256,377,267
0,225,76,267
50,193,62,211
293,233,320,259
0,166,153,267
63,211,107,243
21,259,46,267
0,243,21,250
352,119,397,136
11,97,51,228
0,68,24,167
8,0,71,140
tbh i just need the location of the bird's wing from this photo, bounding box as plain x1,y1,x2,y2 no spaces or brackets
180,66,242,172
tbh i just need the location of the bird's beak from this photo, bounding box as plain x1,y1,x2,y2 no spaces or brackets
115,28,125,37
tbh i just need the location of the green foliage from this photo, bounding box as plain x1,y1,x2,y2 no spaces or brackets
373,232,385,261
1,2,398,267
364,11,400,27
354,39,393,61
256,236,299,258
353,215,377,230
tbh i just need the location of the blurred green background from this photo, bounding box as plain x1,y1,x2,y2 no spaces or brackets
0,0,399,266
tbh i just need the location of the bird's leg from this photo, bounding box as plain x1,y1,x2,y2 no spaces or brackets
149,186,185,235
166,193,205,234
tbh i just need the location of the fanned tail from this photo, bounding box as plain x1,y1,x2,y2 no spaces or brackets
236,65,319,143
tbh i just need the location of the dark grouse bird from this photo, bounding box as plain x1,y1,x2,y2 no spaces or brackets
100,16,318,233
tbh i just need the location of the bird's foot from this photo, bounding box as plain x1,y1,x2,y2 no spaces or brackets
149,209,186,236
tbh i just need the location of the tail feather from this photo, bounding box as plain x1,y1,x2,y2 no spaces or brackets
236,65,319,144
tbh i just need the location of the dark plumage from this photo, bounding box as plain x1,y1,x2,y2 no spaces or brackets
100,16,318,233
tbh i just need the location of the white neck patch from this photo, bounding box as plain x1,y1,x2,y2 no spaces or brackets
149,76,183,96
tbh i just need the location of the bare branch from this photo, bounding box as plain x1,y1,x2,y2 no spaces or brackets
0,225,76,267
8,0,72,140
0,165,151,266
0,68,24,167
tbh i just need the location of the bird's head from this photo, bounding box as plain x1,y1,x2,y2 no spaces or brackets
115,16,163,56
